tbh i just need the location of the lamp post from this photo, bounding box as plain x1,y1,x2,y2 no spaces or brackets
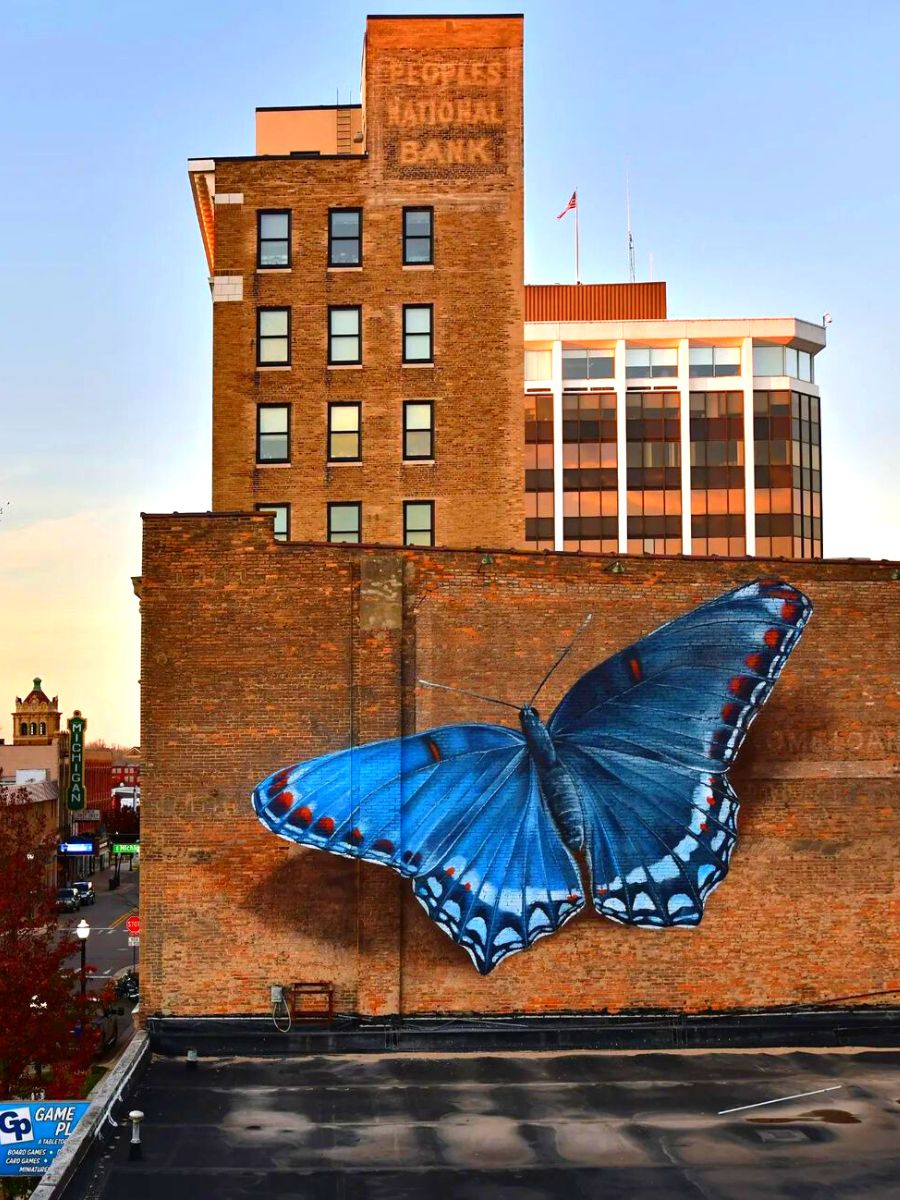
76,919,90,998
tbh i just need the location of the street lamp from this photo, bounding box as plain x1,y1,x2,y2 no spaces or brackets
76,919,90,998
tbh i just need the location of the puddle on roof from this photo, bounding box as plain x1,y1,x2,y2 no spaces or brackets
748,1109,860,1125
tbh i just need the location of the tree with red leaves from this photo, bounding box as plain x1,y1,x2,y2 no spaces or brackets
0,785,100,1102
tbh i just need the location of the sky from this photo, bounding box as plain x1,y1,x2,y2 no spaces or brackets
1,0,898,747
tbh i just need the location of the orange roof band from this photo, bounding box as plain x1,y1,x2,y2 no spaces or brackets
525,282,667,322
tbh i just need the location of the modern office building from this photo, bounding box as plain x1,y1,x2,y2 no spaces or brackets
524,310,825,558
187,12,825,561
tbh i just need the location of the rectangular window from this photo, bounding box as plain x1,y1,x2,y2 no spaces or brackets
753,343,785,376
403,400,434,460
689,345,741,377
257,210,290,268
403,304,433,363
328,208,361,266
403,207,433,264
328,402,361,461
625,346,677,379
404,500,434,546
525,349,552,380
255,503,290,541
328,502,361,544
256,404,290,463
562,348,615,380
257,307,290,366
328,306,361,364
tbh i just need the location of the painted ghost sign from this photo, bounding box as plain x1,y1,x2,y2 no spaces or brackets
253,580,811,974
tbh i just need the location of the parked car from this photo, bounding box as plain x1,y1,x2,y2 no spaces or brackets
56,887,81,912
72,880,96,906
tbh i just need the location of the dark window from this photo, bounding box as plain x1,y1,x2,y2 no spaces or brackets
256,404,290,463
328,502,361,544
403,304,433,363
328,208,361,266
328,402,361,461
19,722,27,736
255,503,290,542
257,211,290,268
403,401,434,459
524,393,555,549
403,207,433,264
328,306,361,365
561,391,618,553
404,500,434,546
625,391,682,554
689,392,745,555
257,307,290,366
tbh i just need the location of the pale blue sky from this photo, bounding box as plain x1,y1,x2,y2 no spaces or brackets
1,0,898,744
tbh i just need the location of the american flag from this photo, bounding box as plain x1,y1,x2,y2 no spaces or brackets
556,191,577,219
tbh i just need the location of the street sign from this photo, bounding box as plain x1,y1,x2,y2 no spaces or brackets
66,713,87,811
57,841,94,856
125,915,140,935
112,842,139,856
127,936,140,948
75,809,101,822
0,1101,90,1177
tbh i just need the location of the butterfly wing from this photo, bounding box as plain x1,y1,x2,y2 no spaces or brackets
253,724,583,974
548,579,812,926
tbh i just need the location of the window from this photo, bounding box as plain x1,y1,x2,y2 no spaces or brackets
255,503,290,542
404,500,434,546
524,393,555,549
625,391,682,554
753,343,784,376
562,391,618,552
328,306,361,364
403,207,433,264
562,348,615,380
403,401,434,460
19,723,27,737
690,392,745,556
525,349,552,380
403,304,433,363
30,722,37,736
39,721,46,736
257,307,290,365
328,502,361,544
328,208,361,266
689,345,741,377
256,404,290,463
328,402,361,461
257,210,290,268
626,347,677,379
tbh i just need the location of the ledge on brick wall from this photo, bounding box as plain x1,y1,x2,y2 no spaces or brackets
147,1006,900,1057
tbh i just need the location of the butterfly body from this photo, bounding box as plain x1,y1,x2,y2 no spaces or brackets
252,580,812,975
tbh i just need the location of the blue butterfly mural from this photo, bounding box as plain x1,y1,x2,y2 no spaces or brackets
252,579,812,974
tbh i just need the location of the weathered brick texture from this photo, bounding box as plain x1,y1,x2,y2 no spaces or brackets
139,514,898,1018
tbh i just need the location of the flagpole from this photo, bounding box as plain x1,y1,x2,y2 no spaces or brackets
574,190,580,284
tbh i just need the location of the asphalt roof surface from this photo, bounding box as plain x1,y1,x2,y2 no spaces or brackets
70,1047,900,1199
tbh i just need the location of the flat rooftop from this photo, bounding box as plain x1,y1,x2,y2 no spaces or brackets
68,1047,899,1198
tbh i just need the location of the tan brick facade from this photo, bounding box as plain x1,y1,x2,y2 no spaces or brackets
206,16,524,549
138,513,898,1019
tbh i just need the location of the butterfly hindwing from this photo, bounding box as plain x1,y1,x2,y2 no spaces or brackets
253,724,583,973
548,579,811,925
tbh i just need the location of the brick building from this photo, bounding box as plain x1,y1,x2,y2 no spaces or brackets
138,516,897,1019
139,14,896,1030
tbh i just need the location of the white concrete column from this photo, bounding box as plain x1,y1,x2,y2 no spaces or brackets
742,336,756,555
615,339,627,554
551,340,564,551
678,338,692,555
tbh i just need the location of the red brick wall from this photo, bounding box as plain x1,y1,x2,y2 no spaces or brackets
139,513,898,1018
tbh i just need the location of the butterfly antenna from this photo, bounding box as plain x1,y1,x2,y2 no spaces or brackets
417,679,521,712
529,614,593,706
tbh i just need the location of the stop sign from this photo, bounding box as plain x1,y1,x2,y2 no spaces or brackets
125,915,140,935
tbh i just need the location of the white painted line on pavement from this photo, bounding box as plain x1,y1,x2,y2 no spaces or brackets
718,1085,842,1115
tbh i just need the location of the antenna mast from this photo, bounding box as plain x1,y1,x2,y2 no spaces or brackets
626,166,636,283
